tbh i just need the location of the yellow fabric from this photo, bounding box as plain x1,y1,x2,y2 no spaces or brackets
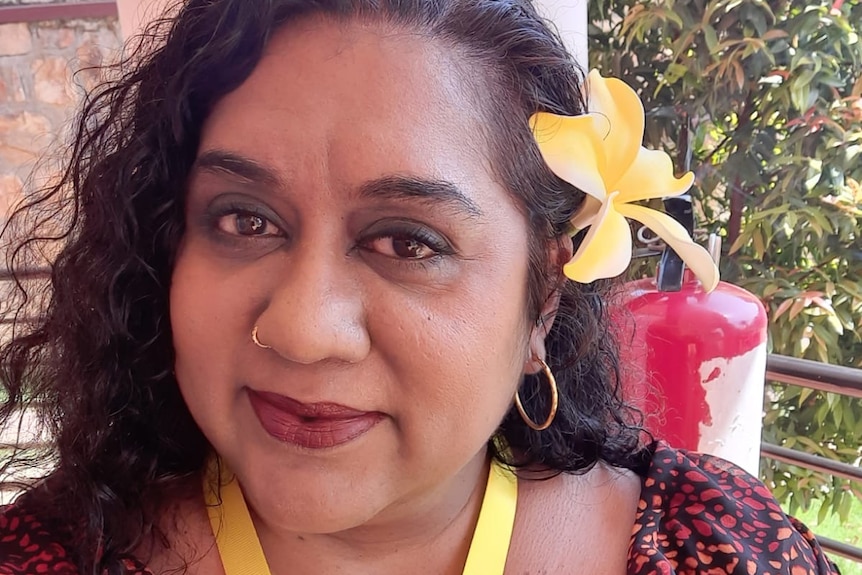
204,459,518,574
204,461,271,575
462,460,518,575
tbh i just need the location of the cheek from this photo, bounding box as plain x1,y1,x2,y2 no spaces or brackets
170,246,211,398
169,241,253,393
370,263,531,443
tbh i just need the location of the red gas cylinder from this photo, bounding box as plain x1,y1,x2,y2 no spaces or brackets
619,270,768,474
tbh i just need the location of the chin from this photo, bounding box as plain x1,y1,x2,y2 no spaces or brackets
234,458,393,533
250,481,388,535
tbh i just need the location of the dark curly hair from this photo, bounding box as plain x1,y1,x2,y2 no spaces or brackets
0,0,643,572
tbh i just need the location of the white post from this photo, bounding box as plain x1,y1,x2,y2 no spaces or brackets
532,0,590,70
116,0,175,40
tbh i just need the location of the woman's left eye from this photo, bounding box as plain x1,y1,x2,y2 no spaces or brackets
359,223,453,263
365,235,439,260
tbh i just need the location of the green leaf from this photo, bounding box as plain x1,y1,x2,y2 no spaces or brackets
704,24,719,53
753,226,766,258
798,387,815,406
804,163,823,192
838,490,853,523
665,62,689,84
833,402,844,429
826,314,845,336
795,435,825,454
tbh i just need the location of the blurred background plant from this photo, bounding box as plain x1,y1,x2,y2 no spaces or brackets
588,0,862,533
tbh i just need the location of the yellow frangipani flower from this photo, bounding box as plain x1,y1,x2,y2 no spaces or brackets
530,69,720,292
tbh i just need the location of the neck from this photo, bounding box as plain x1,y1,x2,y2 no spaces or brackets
250,451,490,574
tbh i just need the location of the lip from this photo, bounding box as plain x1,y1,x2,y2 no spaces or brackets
247,389,383,449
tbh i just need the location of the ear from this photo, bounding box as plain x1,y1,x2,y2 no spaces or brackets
524,234,574,375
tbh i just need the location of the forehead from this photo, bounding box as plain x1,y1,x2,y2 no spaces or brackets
198,16,497,193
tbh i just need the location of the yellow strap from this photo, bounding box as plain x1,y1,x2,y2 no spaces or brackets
204,459,517,575
204,461,271,575
462,460,518,575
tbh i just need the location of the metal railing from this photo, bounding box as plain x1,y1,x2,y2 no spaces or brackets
0,267,50,281
766,354,862,399
762,354,862,564
0,267,50,326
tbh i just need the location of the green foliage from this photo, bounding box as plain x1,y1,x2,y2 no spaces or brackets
589,0,862,520
796,497,862,575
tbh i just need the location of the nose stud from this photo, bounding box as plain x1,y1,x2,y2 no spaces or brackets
251,326,271,349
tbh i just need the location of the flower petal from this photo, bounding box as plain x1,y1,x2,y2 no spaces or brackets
563,194,632,283
617,203,720,292
530,112,608,201
613,147,695,203
570,196,603,230
586,70,645,191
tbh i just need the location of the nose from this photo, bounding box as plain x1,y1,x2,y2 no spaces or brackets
255,246,370,365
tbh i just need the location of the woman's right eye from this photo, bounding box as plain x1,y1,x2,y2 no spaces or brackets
216,212,282,237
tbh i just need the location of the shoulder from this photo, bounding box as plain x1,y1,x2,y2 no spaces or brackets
509,462,642,574
629,442,839,575
0,501,78,574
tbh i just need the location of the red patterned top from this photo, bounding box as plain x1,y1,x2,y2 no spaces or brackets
629,444,839,575
0,443,841,574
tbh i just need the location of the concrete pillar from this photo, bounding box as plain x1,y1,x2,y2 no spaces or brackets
116,0,174,39
532,0,590,70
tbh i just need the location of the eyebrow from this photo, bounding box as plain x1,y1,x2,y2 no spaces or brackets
358,175,483,219
193,150,283,189
192,150,483,218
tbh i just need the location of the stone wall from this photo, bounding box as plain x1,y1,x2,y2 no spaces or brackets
0,15,121,223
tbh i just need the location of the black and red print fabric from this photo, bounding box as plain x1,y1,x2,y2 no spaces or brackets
1,443,841,574
629,443,839,574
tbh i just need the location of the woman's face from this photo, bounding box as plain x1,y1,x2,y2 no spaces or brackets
171,17,539,533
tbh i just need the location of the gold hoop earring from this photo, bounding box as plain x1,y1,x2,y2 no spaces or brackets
514,359,558,431
251,326,271,350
